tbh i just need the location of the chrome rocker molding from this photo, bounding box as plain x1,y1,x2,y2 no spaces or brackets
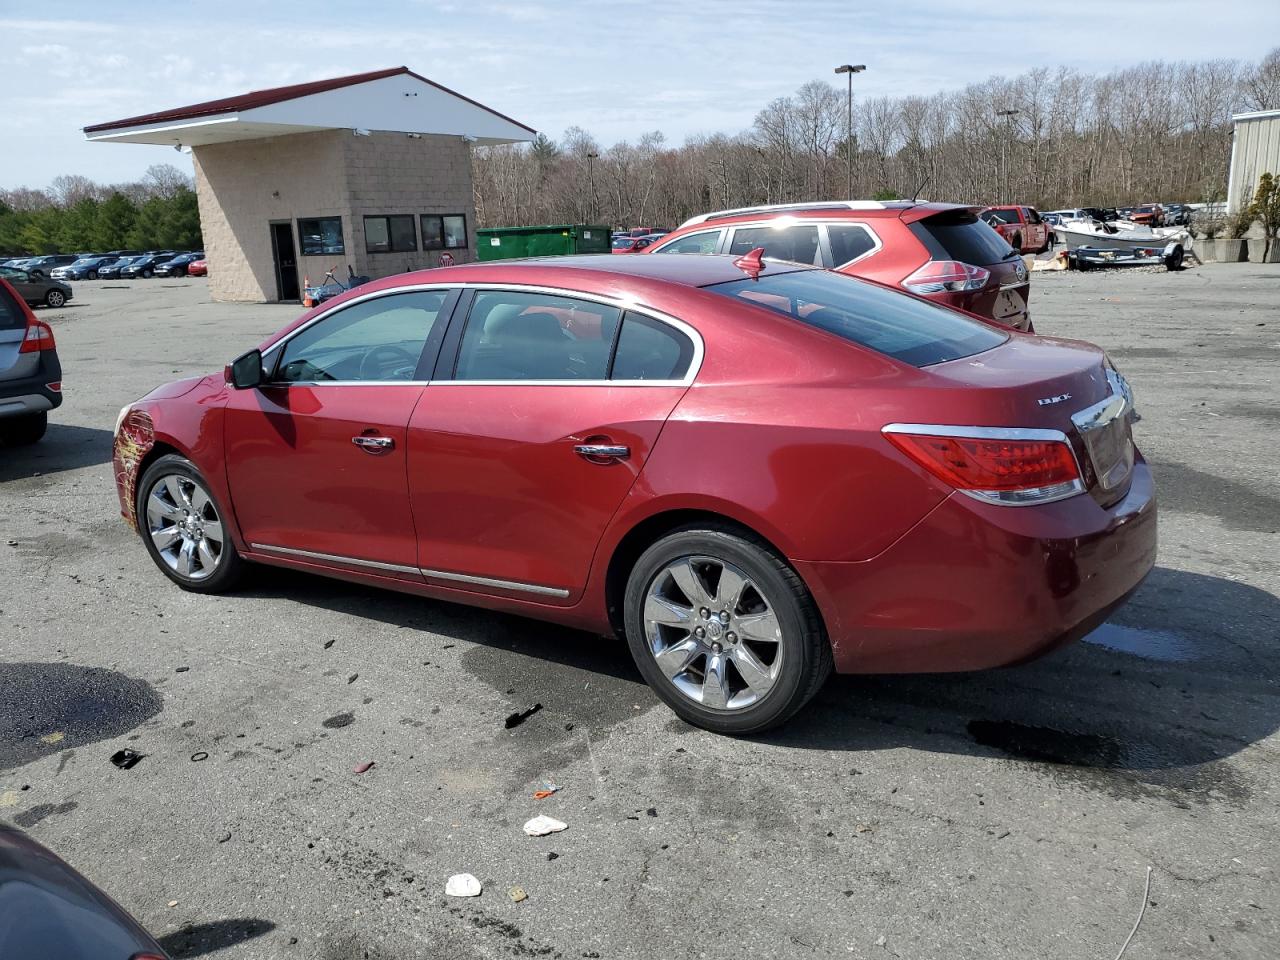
249,543,571,599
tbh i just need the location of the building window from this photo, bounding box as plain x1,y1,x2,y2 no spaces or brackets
297,217,344,256
421,214,468,250
364,215,418,254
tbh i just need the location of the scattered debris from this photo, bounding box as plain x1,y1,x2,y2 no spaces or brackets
997,830,1011,840
40,731,64,745
532,783,560,800
1113,866,1154,960
353,761,375,775
323,639,335,649
167,900,179,908
445,873,482,898
175,666,190,673
508,886,528,903
190,752,209,763
646,807,657,817
856,823,873,833
110,749,144,770
322,712,354,729
217,831,232,843
546,852,559,861
523,815,568,837
875,935,887,947
505,703,543,729
347,674,358,684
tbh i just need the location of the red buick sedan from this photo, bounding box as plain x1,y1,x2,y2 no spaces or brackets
113,254,1156,733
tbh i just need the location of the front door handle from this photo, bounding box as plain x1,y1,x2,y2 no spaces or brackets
574,443,629,461
352,435,395,453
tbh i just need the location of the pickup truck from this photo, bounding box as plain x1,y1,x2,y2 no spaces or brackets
979,206,1052,254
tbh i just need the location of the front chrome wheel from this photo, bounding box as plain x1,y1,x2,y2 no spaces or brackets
643,556,784,711
145,473,226,581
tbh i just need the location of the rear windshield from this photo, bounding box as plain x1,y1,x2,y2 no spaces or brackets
981,208,1020,225
910,211,1013,266
705,269,1007,367
0,282,26,330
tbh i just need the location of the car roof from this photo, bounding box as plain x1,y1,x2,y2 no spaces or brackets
676,200,975,230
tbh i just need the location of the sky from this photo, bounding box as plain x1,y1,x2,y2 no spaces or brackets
2,0,1277,189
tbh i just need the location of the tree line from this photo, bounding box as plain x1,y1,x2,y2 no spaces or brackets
0,164,202,255
474,48,1280,230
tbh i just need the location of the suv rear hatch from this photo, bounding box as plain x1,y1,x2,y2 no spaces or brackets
906,208,1030,329
0,281,38,383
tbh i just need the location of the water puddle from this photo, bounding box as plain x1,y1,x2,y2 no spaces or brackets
1082,622,1201,662
967,719,1167,769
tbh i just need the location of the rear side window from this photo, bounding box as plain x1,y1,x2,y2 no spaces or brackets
0,279,25,330
910,211,1013,266
456,290,621,381
981,208,1020,225
653,230,722,254
826,224,877,265
610,313,694,381
705,269,1007,368
728,224,822,265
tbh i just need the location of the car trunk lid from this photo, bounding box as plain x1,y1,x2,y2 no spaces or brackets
907,208,1030,328
0,282,38,382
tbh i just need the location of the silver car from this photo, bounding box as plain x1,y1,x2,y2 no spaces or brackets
0,273,63,445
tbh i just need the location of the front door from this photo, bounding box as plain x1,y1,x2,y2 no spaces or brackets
270,221,300,302
407,288,697,601
224,289,454,574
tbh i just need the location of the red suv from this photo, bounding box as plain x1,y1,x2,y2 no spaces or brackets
647,201,1032,330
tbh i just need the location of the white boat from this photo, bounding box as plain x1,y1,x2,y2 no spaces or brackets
1053,219,1191,253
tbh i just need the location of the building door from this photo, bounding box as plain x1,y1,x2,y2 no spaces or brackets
269,221,300,302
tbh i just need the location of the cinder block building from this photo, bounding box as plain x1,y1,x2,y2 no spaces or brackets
85,67,534,302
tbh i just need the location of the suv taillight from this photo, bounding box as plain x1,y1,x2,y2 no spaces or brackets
883,426,1084,506
18,319,56,353
902,260,989,294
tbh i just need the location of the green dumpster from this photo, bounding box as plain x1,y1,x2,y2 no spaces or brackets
475,224,611,261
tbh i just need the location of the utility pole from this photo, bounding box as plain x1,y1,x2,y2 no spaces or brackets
996,108,1020,203
586,152,599,223
834,64,866,200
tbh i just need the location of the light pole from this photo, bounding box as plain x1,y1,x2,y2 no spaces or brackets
586,152,599,222
996,108,1020,203
834,64,866,200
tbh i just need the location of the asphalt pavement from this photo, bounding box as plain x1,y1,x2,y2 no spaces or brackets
1,263,1278,959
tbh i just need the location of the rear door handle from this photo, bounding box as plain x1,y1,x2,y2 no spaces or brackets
574,443,629,461
352,435,395,453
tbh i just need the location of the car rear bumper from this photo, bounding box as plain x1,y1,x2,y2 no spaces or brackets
0,356,64,417
795,455,1157,673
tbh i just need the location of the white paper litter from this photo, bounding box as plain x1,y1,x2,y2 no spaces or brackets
445,873,482,897
522,815,568,837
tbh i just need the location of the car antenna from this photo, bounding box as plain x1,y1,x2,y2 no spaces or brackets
732,247,767,280
911,176,930,203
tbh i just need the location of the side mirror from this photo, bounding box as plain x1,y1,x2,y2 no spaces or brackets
226,349,264,389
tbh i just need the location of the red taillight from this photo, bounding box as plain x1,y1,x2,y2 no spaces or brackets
18,319,56,353
902,260,990,294
884,428,1083,505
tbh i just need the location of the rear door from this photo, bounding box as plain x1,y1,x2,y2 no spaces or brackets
407,287,699,601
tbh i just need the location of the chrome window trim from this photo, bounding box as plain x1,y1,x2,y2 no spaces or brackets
250,542,421,576
882,422,1072,444
259,282,704,388
421,568,570,598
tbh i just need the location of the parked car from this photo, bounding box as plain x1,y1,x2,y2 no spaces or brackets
121,253,178,279
0,823,170,958
51,255,119,281
0,264,73,309
612,236,656,254
980,205,1053,253
187,257,208,277
0,276,62,445
154,252,205,277
22,254,79,278
647,200,1035,330
629,226,666,238
1162,203,1191,226
1128,204,1164,226
113,253,1154,733
97,257,137,279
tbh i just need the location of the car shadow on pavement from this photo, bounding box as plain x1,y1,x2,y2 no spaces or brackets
764,566,1279,799
0,424,114,481
156,918,276,959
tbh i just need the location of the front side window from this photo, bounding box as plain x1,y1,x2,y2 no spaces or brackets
826,224,878,265
706,268,1007,368
610,313,694,381
421,214,468,250
274,290,449,383
365,215,418,254
454,290,621,381
981,209,1021,225
297,217,344,256
727,224,822,266
652,230,722,255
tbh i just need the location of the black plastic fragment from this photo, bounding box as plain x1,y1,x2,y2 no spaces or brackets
504,703,543,729
110,748,144,769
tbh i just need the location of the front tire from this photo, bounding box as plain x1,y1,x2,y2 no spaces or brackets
45,289,66,308
623,525,831,734
88,270,98,280
142,268,154,279
0,411,47,446
136,454,243,593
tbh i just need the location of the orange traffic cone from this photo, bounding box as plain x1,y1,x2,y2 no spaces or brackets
302,276,314,308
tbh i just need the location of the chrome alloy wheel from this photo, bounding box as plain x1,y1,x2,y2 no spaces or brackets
643,556,784,711
145,474,225,581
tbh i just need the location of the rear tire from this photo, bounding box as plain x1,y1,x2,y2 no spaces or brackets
1165,244,1185,271
623,524,832,734
0,411,47,446
1010,232,1022,253
136,453,244,594
88,270,98,280
142,268,154,279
